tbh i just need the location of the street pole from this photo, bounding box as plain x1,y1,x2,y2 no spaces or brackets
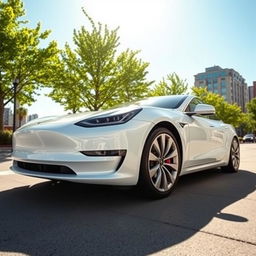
12,78,19,133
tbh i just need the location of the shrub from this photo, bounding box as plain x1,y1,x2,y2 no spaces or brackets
0,130,13,145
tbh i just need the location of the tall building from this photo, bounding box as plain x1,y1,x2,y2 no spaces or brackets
194,66,248,112
248,81,256,101
28,114,39,122
3,108,12,126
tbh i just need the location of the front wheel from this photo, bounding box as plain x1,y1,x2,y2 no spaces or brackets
221,138,240,172
138,128,181,198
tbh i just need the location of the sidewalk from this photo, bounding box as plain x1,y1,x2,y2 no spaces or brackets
0,148,12,171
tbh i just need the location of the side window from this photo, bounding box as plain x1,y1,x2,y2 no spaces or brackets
207,114,220,120
185,98,219,120
185,98,202,112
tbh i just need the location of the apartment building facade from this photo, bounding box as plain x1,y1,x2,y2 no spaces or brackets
194,66,248,112
248,81,256,101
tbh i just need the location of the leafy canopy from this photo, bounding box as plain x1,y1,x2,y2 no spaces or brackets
192,87,244,128
247,98,256,121
152,73,188,96
0,0,59,131
49,9,153,112
245,98,256,132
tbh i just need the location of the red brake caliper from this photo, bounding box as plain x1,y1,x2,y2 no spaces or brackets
165,159,171,164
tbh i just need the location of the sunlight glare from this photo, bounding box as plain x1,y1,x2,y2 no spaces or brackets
79,0,168,33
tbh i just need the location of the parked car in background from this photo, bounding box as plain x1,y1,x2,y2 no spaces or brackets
243,134,255,143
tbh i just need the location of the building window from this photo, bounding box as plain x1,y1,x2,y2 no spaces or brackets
221,80,226,87
199,81,205,88
213,83,218,89
221,87,226,93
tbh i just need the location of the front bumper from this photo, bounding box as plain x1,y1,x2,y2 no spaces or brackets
11,119,152,185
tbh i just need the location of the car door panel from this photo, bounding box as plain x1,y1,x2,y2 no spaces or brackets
185,115,227,168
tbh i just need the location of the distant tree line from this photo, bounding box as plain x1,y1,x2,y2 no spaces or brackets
192,87,256,132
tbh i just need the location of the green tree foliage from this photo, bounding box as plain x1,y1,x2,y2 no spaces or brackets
0,0,59,131
152,73,188,96
245,98,256,132
48,45,83,113
49,9,153,112
247,98,256,121
192,87,244,127
111,49,153,106
240,112,256,133
0,130,12,145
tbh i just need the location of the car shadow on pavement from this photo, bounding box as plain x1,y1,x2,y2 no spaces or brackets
0,169,255,255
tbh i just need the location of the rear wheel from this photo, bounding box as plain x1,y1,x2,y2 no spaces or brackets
221,138,240,172
139,128,181,198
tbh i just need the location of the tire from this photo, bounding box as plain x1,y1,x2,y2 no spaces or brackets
139,128,181,198
221,137,240,173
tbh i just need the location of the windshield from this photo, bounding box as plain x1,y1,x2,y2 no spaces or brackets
137,95,188,109
108,95,188,110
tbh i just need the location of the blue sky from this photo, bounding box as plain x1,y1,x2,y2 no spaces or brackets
21,0,256,117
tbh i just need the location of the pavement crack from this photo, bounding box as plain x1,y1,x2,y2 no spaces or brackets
112,210,256,247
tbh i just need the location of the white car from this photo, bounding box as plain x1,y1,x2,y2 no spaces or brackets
12,95,240,198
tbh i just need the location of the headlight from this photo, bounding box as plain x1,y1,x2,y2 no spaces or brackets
75,108,142,127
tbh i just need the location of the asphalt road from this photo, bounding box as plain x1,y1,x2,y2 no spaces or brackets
0,144,256,256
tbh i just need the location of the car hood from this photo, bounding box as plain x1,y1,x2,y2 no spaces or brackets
17,112,98,131
17,105,144,130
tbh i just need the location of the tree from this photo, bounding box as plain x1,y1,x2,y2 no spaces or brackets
245,98,256,132
0,0,59,131
110,49,153,107
240,113,256,133
16,106,27,127
247,98,256,121
49,9,153,112
152,73,188,96
48,45,83,113
192,87,244,127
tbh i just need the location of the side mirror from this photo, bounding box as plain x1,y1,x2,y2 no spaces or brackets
186,104,216,116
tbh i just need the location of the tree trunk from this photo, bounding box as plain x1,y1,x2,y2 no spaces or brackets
0,97,4,132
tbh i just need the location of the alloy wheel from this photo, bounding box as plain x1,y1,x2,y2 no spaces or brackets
231,139,240,170
148,133,179,192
